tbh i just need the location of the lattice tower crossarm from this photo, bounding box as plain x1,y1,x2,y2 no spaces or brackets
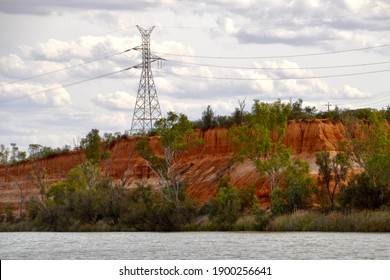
130,25,163,135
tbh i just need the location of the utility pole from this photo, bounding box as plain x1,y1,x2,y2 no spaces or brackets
10,143,17,163
324,102,333,112
130,26,163,135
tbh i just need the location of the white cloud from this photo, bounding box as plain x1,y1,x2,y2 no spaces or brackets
235,68,274,93
343,0,371,11
338,85,369,98
154,40,195,58
93,91,134,111
94,111,129,131
154,77,177,94
34,87,71,106
223,17,238,34
235,60,326,97
0,83,71,107
0,54,29,80
20,35,140,62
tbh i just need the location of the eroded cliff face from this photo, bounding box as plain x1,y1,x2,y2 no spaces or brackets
283,119,346,171
0,119,347,216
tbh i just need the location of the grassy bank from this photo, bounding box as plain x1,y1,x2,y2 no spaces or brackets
1,210,389,232
267,210,390,232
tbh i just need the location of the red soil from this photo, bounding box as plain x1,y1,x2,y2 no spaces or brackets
0,119,347,216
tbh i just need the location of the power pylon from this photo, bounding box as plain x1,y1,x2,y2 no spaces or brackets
130,25,163,134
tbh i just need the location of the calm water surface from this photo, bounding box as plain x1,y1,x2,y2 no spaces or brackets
1,232,389,259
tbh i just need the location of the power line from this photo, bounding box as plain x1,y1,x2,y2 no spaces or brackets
0,47,139,87
156,68,390,81
155,25,211,30
358,99,390,108
167,59,390,71
334,90,390,106
333,89,390,101
154,43,390,60
339,97,390,108
0,67,137,104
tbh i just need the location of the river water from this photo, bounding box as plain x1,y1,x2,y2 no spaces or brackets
0,232,389,259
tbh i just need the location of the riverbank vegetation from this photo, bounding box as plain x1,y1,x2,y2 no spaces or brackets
1,100,389,232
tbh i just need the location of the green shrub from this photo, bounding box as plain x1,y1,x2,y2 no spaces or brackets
253,209,270,230
211,178,242,230
5,205,14,223
340,173,383,210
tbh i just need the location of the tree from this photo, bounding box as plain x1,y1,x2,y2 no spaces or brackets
41,181,73,229
315,151,332,210
343,111,390,205
212,177,242,229
385,105,390,121
136,111,202,203
201,105,217,131
135,112,202,230
288,99,317,119
28,163,49,202
33,163,121,229
270,158,314,215
66,162,101,191
339,173,383,210
0,144,10,183
17,151,27,161
292,98,303,113
7,165,31,219
0,144,10,165
5,204,14,223
284,159,314,211
7,143,26,164
81,129,101,164
232,98,246,125
119,182,196,231
29,144,42,159
315,151,350,211
304,105,317,116
331,152,350,193
229,99,292,191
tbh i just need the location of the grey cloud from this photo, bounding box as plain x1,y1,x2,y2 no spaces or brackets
327,17,390,32
209,0,390,47
0,0,160,15
235,28,337,46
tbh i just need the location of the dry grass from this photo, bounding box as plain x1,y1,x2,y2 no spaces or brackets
268,210,390,232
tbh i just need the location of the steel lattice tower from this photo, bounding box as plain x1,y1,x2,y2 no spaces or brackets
130,26,163,134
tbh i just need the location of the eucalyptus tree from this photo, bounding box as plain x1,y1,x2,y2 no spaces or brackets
229,99,292,191
136,111,203,203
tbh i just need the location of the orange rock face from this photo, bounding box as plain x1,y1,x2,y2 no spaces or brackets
0,119,347,216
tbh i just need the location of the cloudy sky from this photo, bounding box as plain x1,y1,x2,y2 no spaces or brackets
1,0,390,151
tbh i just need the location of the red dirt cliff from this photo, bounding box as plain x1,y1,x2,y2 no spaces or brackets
0,119,347,217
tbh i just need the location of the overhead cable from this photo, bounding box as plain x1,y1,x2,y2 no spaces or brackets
334,90,390,106
0,66,137,104
0,47,139,87
156,68,390,81
154,43,390,59
167,59,390,70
